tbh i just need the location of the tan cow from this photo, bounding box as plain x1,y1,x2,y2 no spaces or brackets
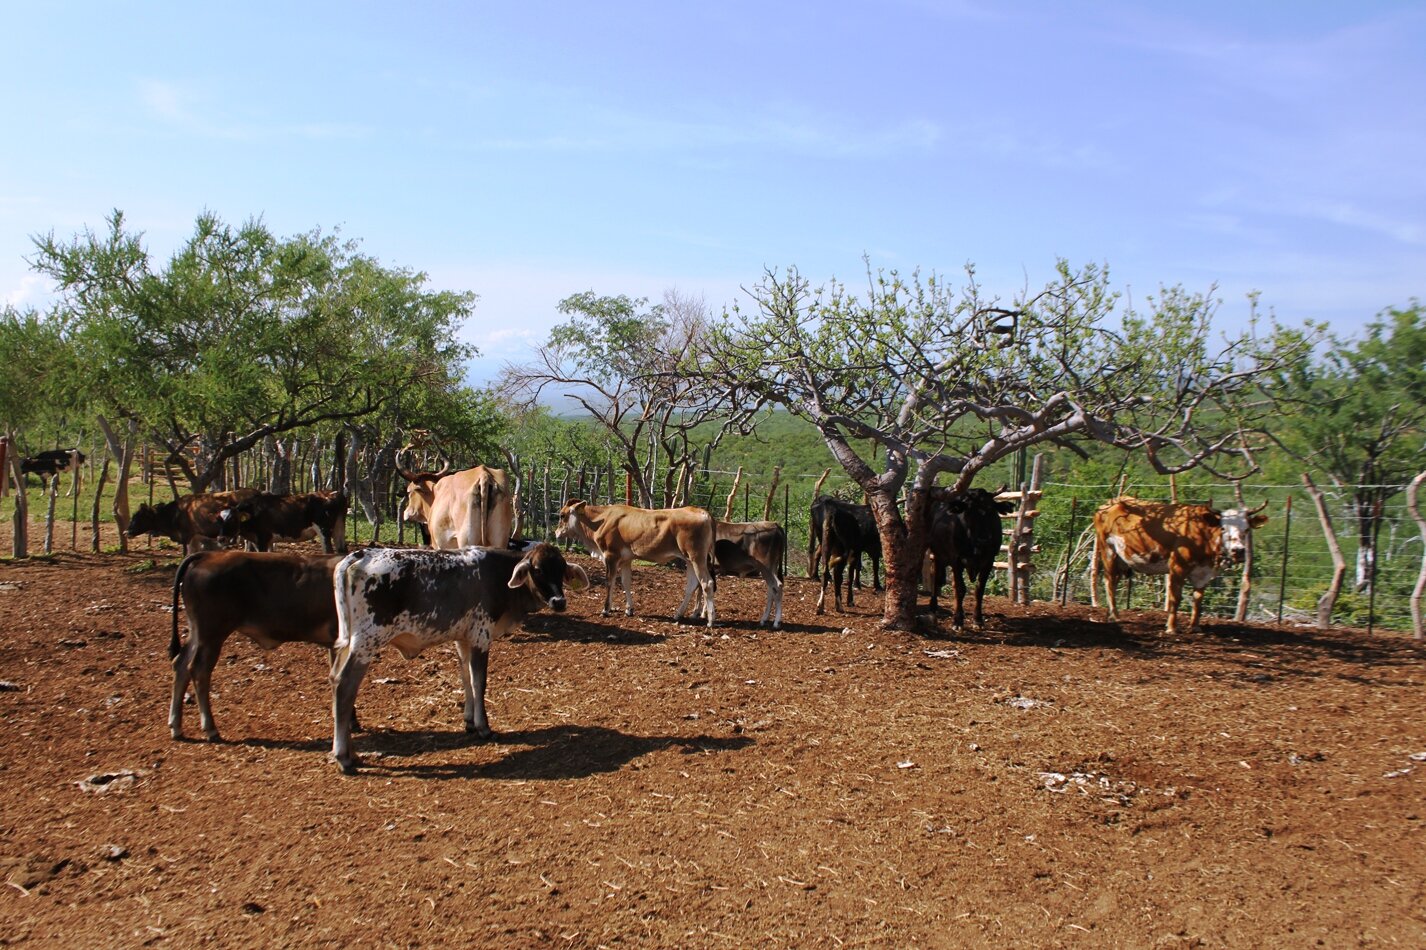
1093,495,1268,634
556,500,717,627
398,460,515,550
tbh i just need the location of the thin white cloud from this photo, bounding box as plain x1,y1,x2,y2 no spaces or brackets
138,78,370,143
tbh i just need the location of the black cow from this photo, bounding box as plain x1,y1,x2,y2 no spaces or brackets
815,502,879,614
20,449,85,495
129,489,261,553
169,549,349,741
808,495,882,590
217,490,348,553
925,486,1015,633
329,542,588,774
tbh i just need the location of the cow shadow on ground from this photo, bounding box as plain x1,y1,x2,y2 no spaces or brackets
913,606,1425,686
513,615,667,646
353,723,754,781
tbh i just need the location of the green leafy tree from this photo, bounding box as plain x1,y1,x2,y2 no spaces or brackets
500,289,731,506
1270,303,1426,591
29,211,478,492
691,260,1312,630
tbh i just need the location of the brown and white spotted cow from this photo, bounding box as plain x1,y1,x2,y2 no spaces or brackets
328,542,587,774
1093,495,1268,634
555,500,718,627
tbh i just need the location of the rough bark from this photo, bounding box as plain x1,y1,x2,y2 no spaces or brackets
1302,473,1347,630
1408,471,1426,641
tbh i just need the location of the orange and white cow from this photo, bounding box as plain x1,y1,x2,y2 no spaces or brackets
556,500,718,627
1093,495,1268,634
398,459,515,551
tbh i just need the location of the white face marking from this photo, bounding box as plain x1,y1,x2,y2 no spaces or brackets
1217,510,1251,561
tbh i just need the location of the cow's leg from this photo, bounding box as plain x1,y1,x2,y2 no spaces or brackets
871,552,883,592
674,566,699,621
951,566,968,634
1101,557,1120,621
1164,575,1184,635
189,640,226,742
834,558,847,612
929,556,945,613
600,554,617,616
1187,585,1206,633
169,639,199,740
845,555,855,608
459,641,493,739
699,563,716,628
816,565,830,615
330,649,371,775
619,558,636,616
972,564,992,630
325,647,360,733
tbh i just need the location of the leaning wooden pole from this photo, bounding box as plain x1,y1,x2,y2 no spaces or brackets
762,465,781,521
1302,473,1346,630
724,467,743,522
1407,471,1426,640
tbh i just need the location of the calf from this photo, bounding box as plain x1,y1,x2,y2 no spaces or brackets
20,449,85,495
707,520,786,628
815,502,875,614
218,490,348,553
169,550,346,741
925,486,1015,633
329,542,588,774
128,488,260,553
1093,495,1268,634
556,500,718,627
808,495,882,590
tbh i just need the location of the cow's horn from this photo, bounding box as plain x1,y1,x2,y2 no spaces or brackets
396,444,420,482
1247,499,1268,516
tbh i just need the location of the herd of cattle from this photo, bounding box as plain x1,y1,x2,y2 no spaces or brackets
29,445,1269,774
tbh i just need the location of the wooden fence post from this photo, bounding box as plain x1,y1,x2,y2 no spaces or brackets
1408,471,1426,640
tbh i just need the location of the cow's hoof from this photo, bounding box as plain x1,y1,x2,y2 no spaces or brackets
332,755,361,775
203,731,222,743
465,722,495,740
625,608,635,617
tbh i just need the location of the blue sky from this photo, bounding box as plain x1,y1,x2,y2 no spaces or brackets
4,2,1423,384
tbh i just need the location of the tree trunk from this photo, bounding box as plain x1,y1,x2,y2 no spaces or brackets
97,416,139,552
89,453,112,552
6,434,28,559
871,488,921,630
1408,471,1425,641
1303,473,1346,629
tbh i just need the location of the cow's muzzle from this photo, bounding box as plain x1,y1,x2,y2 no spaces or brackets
548,595,567,612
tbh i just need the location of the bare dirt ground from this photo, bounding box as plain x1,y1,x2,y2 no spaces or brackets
2,535,1425,948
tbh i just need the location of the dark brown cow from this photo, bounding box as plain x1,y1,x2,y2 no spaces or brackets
329,542,588,774
924,486,1015,633
709,520,785,628
556,501,717,626
168,549,347,741
128,489,260,553
217,490,348,553
815,501,874,615
1093,495,1268,634
808,495,882,591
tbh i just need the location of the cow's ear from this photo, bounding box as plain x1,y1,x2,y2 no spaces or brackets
1250,514,1269,529
1203,511,1222,526
507,560,533,590
567,500,586,514
564,563,589,591
996,501,1016,515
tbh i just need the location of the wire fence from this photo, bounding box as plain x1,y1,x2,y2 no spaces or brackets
8,450,1423,634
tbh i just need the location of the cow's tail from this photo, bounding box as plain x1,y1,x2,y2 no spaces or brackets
170,553,201,660
773,525,787,582
331,551,361,651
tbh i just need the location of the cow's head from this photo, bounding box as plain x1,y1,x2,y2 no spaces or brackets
127,501,175,538
507,541,588,612
396,451,452,525
554,500,588,542
1212,502,1269,565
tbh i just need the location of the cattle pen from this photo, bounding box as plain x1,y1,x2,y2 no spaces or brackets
5,451,1426,636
